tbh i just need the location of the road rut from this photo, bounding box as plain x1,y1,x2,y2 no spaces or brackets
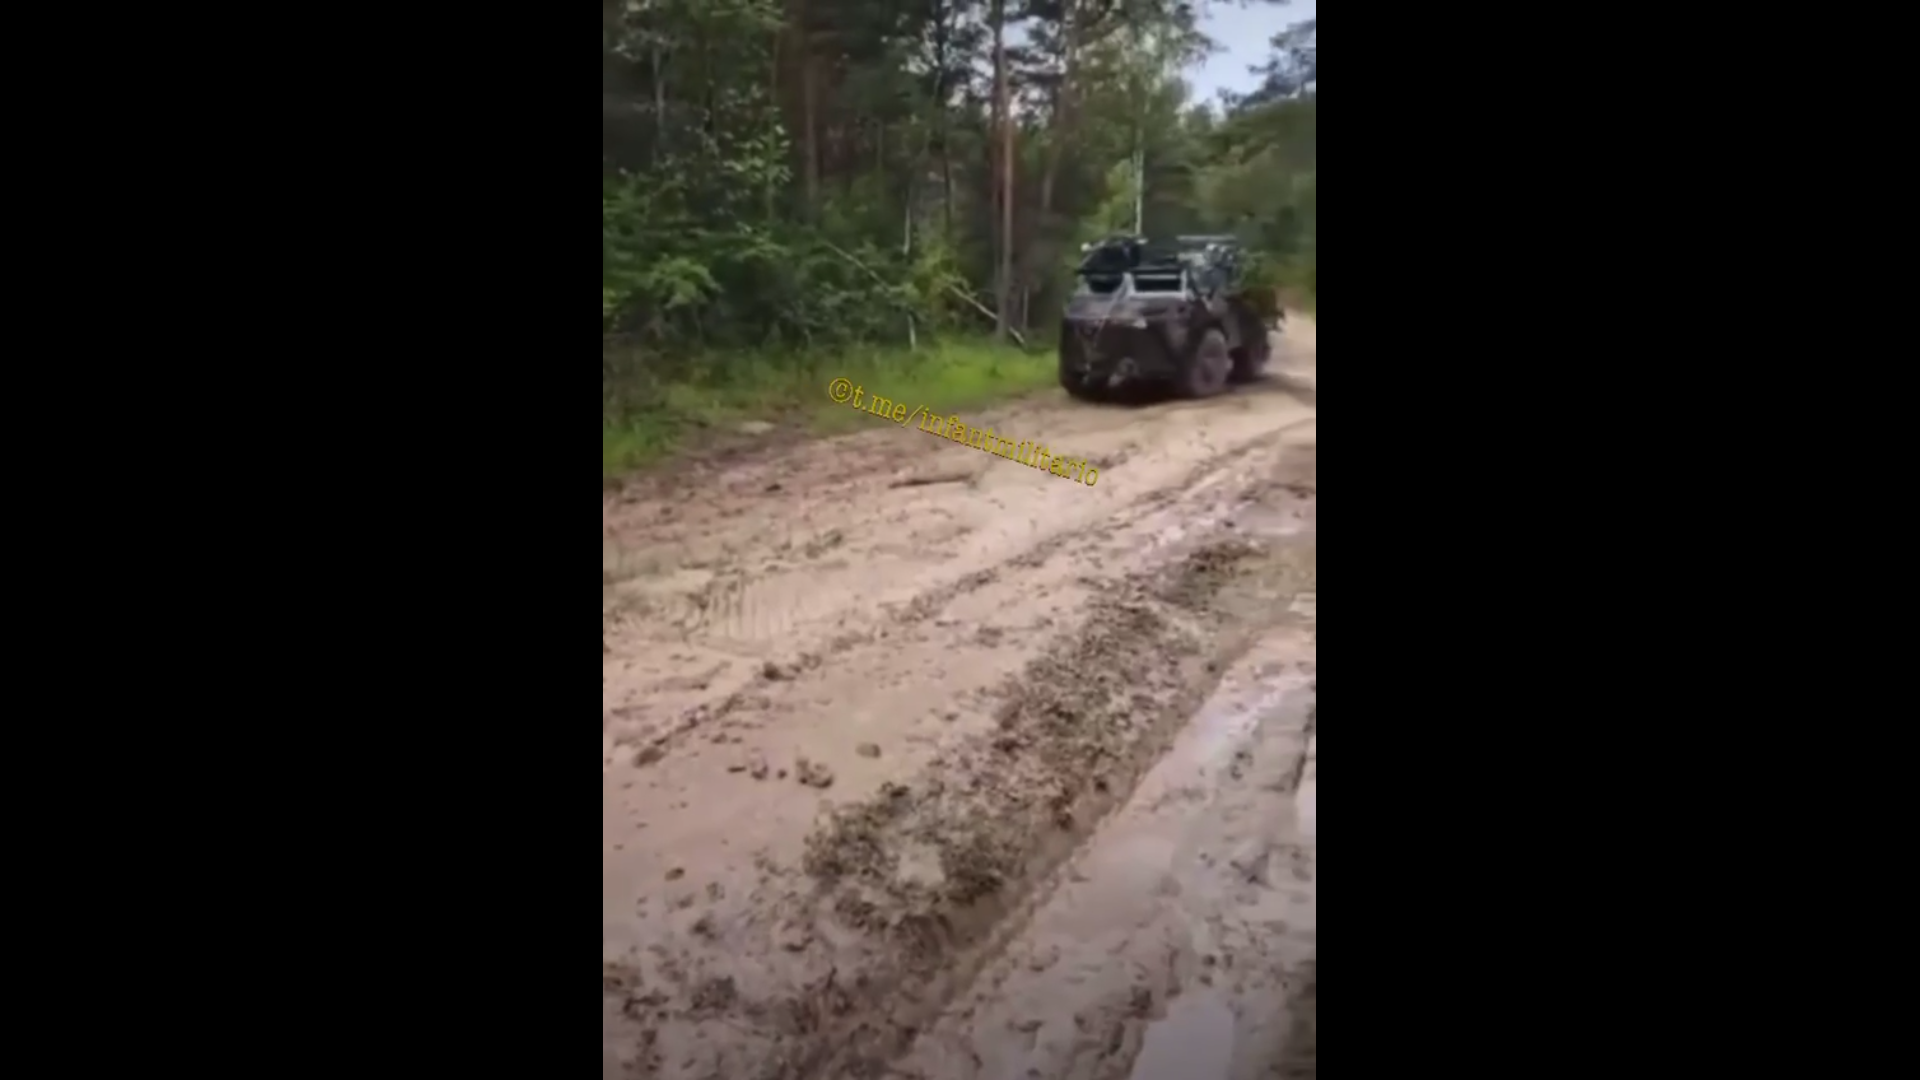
603,321,1317,1080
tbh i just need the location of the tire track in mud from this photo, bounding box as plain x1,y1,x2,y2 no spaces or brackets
603,399,1312,659
604,336,1317,1080
888,627,1317,1080
780,545,1259,1080
611,414,1311,662
667,531,1311,1080
608,425,1312,774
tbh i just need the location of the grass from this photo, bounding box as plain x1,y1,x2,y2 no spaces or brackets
603,336,1056,483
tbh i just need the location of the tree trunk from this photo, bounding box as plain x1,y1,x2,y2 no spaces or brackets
790,0,819,214
803,52,820,211
933,5,955,242
767,22,782,220
991,0,1012,343
650,43,666,167
1038,0,1078,220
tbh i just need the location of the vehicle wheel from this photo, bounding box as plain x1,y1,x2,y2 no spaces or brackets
1177,328,1232,399
1059,350,1109,402
1230,334,1270,383
1228,308,1271,383
1058,324,1111,402
1061,371,1110,402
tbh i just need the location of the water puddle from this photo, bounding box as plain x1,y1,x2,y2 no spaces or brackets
895,631,1316,1080
1189,680,1297,769
1129,989,1237,1080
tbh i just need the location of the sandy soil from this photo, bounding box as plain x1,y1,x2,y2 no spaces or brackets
603,320,1317,1080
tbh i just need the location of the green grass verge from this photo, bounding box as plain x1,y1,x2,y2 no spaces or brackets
603,337,1056,483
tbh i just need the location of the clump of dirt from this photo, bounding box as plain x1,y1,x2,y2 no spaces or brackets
1156,538,1263,607
689,975,738,1016
895,568,998,625
802,782,914,883
603,961,641,994
934,816,1022,907
795,757,836,788
802,528,845,559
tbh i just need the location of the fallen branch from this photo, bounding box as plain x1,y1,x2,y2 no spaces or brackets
819,240,1028,348
941,281,1029,348
818,240,920,348
888,469,977,489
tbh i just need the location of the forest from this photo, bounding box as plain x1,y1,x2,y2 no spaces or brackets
602,0,1316,475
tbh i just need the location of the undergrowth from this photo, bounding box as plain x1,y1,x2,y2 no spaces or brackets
603,336,1055,482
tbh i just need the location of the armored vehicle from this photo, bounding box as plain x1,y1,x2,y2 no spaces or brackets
1057,235,1277,401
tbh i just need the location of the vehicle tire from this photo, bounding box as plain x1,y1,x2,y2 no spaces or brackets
1061,368,1109,402
1229,334,1269,383
1058,326,1110,402
1177,328,1232,399
1228,306,1270,383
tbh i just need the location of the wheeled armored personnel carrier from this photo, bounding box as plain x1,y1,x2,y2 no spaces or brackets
1057,234,1278,401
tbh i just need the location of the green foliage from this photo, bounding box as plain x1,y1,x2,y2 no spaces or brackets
602,337,1053,480
601,0,1318,477
1192,93,1317,305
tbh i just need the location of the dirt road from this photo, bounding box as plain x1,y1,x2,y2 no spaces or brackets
603,319,1317,1080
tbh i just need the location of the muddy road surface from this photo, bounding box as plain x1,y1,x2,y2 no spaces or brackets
603,320,1317,1080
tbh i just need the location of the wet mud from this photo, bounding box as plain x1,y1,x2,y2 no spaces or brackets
603,322,1318,1080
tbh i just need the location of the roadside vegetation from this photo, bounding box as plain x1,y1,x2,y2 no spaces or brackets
602,0,1316,480
602,339,1057,478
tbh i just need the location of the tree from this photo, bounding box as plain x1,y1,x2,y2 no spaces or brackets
1244,17,1315,105
990,0,1013,340
1195,14,1317,304
600,0,1318,356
